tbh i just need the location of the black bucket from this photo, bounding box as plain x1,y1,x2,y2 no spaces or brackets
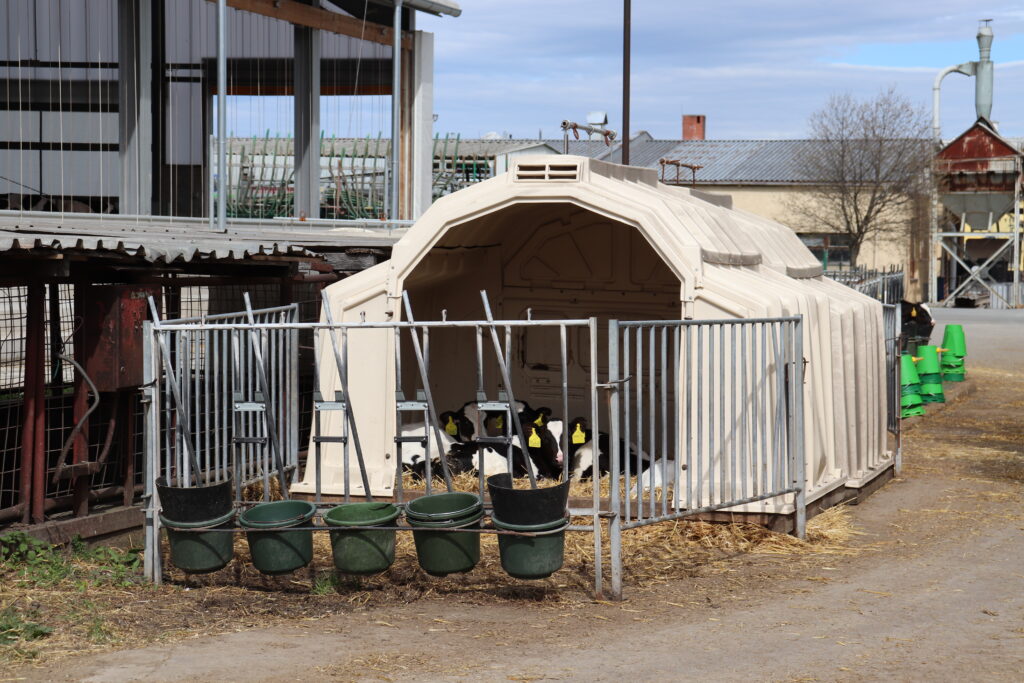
486,473,569,526
156,477,233,524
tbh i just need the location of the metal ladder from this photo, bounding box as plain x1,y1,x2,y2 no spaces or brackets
466,391,524,499
393,388,437,496
311,389,348,503
231,389,287,502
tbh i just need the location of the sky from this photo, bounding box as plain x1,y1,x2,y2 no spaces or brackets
413,0,1024,141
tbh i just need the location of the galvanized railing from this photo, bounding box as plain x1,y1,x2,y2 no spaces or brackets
825,267,905,304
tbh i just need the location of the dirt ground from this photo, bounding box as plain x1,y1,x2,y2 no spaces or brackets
5,336,1024,681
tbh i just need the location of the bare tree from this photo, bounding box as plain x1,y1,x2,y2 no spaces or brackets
787,87,931,266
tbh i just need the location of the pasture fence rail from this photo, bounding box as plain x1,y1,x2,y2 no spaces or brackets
142,305,806,599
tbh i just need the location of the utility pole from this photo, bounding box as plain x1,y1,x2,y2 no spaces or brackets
621,0,631,165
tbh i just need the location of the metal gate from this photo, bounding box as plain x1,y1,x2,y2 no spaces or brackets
882,303,902,471
603,317,805,597
141,298,299,578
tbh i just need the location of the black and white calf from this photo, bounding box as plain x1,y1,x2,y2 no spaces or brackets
560,417,673,491
398,411,464,477
411,403,563,481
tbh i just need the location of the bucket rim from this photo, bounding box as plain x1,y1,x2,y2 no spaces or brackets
156,476,233,491
406,508,484,529
324,503,400,528
491,515,570,533
238,500,317,528
486,473,571,494
159,508,236,529
405,492,483,521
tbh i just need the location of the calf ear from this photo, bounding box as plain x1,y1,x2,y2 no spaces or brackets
458,415,474,437
570,416,589,430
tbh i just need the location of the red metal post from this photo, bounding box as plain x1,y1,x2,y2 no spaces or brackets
25,282,46,524
122,390,135,508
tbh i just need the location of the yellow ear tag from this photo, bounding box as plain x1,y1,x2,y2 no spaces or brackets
528,427,541,448
534,414,545,426
445,415,458,436
911,309,917,318
495,415,503,430
572,424,586,444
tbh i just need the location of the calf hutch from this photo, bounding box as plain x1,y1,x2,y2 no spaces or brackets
145,156,898,598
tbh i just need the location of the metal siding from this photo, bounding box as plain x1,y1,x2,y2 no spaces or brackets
0,150,42,195
2,0,37,61
40,111,118,143
166,82,204,165
40,150,120,195
0,111,42,140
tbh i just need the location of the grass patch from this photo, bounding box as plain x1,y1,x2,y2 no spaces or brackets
0,530,145,666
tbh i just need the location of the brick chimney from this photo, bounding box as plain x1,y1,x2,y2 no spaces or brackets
682,114,706,140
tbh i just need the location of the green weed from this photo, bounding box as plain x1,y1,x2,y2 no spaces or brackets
0,606,52,645
311,571,340,595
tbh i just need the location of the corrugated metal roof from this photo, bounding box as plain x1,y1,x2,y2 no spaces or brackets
0,231,312,263
651,140,821,184
0,212,405,263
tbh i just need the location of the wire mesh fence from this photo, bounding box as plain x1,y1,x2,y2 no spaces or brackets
0,280,319,523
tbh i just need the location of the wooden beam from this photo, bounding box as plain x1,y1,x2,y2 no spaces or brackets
206,0,412,49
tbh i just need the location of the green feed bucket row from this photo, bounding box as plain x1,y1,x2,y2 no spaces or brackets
163,492,570,582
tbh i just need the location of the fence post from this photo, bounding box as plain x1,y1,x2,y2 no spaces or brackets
607,320,623,600
790,317,807,540
142,320,162,585
588,317,603,598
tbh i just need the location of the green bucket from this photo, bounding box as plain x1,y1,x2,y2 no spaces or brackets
161,509,236,574
406,493,484,577
239,500,317,575
920,383,945,403
900,384,924,408
900,355,921,386
901,404,926,418
492,516,569,580
916,346,941,375
942,324,967,358
323,502,400,575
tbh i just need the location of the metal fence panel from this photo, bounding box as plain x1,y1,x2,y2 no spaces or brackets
148,303,299,493
605,317,805,596
143,308,807,600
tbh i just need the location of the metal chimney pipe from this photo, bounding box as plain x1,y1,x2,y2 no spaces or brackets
975,21,994,120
